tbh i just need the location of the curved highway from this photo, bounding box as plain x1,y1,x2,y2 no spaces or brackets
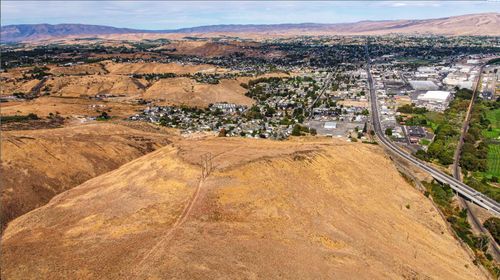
365,45,500,216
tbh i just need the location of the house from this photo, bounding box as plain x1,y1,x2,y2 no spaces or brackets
406,126,426,144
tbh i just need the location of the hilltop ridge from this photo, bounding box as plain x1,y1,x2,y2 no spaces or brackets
1,137,486,279
2,13,499,42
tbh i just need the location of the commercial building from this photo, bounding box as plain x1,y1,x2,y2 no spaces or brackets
416,91,451,111
324,122,337,129
409,80,439,91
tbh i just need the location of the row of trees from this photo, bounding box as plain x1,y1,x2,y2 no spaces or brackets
423,180,498,276
291,124,316,136
461,101,494,174
414,90,472,165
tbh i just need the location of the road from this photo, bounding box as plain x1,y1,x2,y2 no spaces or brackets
307,72,333,120
452,63,485,178
364,44,500,216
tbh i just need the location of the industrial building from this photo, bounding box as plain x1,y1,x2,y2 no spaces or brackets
409,80,439,91
416,91,451,111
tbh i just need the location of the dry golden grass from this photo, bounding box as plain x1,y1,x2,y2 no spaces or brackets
158,41,271,58
103,61,227,75
338,100,369,108
0,66,35,80
0,122,172,231
1,78,40,96
144,77,254,107
44,75,144,97
1,96,144,118
2,62,289,108
1,137,485,279
48,63,107,76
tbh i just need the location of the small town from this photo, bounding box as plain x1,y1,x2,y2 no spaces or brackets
132,70,372,139
2,2,500,279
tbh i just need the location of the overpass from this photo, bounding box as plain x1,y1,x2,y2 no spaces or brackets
365,45,500,216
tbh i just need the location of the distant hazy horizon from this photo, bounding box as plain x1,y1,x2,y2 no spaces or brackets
2,1,499,30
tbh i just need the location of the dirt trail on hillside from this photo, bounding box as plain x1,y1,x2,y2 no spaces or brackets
1,137,486,279
132,177,205,278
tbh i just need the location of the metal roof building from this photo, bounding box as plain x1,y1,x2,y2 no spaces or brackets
417,91,451,103
409,80,439,91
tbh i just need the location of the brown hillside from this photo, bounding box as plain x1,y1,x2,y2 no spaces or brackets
143,73,288,107
44,75,144,97
144,77,254,107
0,122,171,231
48,63,107,76
1,137,485,279
103,61,226,75
1,78,41,96
1,96,144,119
159,41,277,58
4,13,499,43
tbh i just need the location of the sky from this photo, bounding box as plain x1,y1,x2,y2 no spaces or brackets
2,1,499,29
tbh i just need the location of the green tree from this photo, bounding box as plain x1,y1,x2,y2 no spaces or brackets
484,217,500,244
291,124,302,136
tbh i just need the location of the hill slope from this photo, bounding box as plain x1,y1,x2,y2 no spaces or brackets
1,137,485,279
2,13,499,42
172,13,500,36
0,23,144,42
0,122,171,231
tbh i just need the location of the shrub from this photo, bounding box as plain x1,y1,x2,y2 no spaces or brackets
291,124,302,136
1,113,39,123
484,217,500,244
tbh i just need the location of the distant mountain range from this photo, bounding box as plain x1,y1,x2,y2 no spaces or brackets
2,13,499,42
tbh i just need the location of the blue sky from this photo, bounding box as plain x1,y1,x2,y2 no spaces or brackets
2,1,499,29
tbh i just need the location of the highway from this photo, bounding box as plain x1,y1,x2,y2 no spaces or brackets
364,45,500,216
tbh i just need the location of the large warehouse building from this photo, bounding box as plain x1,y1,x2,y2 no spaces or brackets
416,91,451,111
409,80,439,91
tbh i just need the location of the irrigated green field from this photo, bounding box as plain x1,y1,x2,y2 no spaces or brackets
483,108,500,139
488,144,500,177
482,107,500,177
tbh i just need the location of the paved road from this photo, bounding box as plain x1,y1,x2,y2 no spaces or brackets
365,45,500,216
